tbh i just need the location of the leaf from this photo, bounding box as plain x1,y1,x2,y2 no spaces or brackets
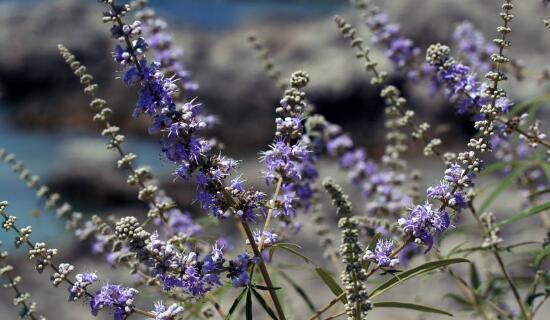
443,293,472,307
494,202,550,228
246,289,252,320
253,285,281,291
469,262,481,291
478,166,524,213
225,288,248,320
526,292,547,306
373,301,453,317
533,246,550,268
270,243,311,264
250,288,278,320
509,94,550,116
479,161,512,177
315,267,346,303
363,233,381,272
278,270,317,312
370,258,469,298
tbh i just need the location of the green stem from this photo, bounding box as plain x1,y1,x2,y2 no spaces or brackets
492,249,531,320
241,221,287,320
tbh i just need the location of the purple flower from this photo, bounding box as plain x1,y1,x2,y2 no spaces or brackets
444,164,473,187
69,273,98,301
272,188,297,217
398,203,452,252
228,254,256,288
136,8,199,98
152,301,184,320
427,181,467,209
260,140,309,184
90,285,138,320
247,230,278,247
364,9,427,78
364,239,399,267
452,21,496,73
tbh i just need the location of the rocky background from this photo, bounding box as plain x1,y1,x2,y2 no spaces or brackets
0,0,549,319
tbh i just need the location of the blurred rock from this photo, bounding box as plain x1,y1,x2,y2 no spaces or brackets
0,0,549,153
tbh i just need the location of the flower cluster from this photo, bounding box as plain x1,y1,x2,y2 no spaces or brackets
90,284,139,319
227,253,259,288
338,218,371,319
352,0,438,89
135,7,199,98
398,203,451,252
260,71,318,218
364,239,399,268
307,113,412,219
452,21,496,73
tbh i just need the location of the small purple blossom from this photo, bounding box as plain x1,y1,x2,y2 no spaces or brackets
452,21,496,73
364,239,399,268
247,230,278,247
69,273,98,301
90,284,138,320
152,301,184,320
398,203,452,252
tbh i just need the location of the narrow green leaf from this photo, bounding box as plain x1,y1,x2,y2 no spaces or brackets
495,202,550,228
509,94,550,116
315,267,346,303
478,167,524,213
270,243,311,264
225,288,248,320
526,292,547,306
246,289,253,320
250,288,278,320
253,285,281,291
278,270,317,312
370,258,469,298
469,262,481,290
373,301,453,317
533,246,550,268
479,161,512,177
443,293,472,307
363,233,381,272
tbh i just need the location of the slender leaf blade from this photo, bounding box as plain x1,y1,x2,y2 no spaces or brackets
533,246,550,268
478,167,524,213
278,270,316,312
373,301,453,317
225,287,248,320
246,289,252,320
315,267,346,303
495,202,550,228
469,262,481,290
250,288,278,320
270,243,311,264
370,258,469,298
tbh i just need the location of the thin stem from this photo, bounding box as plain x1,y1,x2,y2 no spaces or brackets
325,311,346,320
492,249,531,320
532,294,550,315
258,176,283,251
241,221,287,320
308,292,345,320
495,117,550,149
467,203,531,320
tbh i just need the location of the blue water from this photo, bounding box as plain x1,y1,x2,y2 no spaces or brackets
0,0,345,30
0,109,173,252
